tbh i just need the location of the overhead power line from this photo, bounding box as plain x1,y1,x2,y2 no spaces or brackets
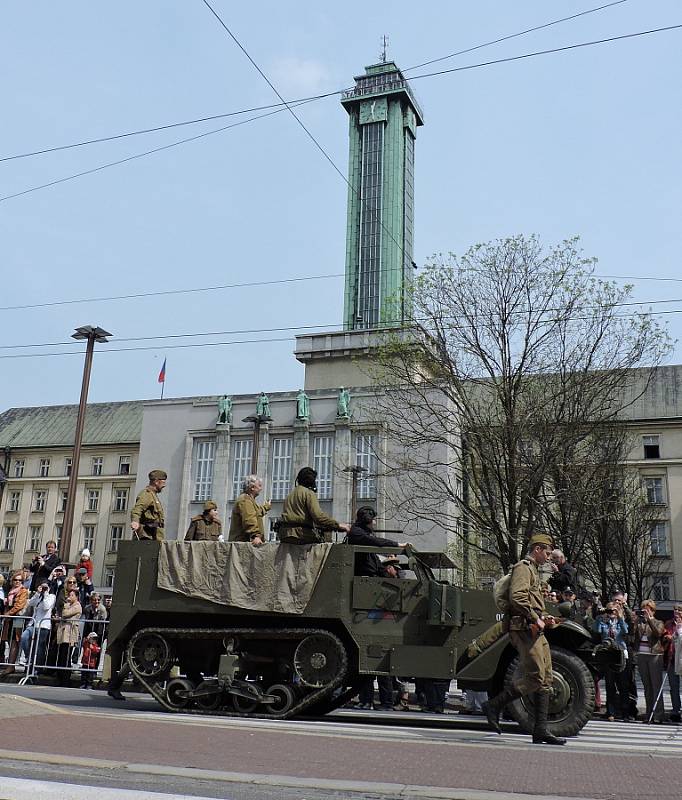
404,0,630,72
0,1,630,166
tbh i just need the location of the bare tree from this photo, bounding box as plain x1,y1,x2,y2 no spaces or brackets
367,235,670,578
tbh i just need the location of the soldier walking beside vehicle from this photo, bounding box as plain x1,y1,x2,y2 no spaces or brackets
131,469,167,541
485,532,566,745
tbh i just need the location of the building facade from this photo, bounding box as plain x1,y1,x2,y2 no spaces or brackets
0,402,141,586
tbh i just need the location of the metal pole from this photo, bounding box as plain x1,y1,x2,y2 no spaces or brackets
61,332,96,562
251,418,261,475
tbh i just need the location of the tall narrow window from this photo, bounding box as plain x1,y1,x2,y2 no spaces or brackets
118,455,131,475
109,525,124,552
231,440,253,500
59,489,68,513
82,525,96,552
270,438,293,501
651,575,672,602
193,439,216,502
64,457,73,476
29,525,42,552
92,457,103,476
643,435,660,459
357,122,384,327
54,525,63,549
643,477,665,505
113,488,129,513
8,491,21,513
354,433,378,499
104,568,115,588
2,526,16,552
14,460,24,478
39,458,50,477
33,490,47,512
650,523,668,556
313,435,334,500
87,489,100,512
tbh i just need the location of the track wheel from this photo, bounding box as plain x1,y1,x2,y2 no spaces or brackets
129,631,172,679
232,693,260,713
263,683,297,716
294,632,346,688
194,680,224,711
166,678,195,709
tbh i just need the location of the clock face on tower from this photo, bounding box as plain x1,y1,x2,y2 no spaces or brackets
359,96,387,125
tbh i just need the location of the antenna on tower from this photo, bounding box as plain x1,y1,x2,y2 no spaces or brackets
380,35,389,63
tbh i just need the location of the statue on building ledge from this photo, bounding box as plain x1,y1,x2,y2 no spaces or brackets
337,387,351,418
217,395,232,425
296,389,310,422
256,392,271,419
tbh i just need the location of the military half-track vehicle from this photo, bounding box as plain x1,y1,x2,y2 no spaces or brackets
108,540,617,737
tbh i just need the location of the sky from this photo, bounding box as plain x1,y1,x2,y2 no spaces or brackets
1,0,681,410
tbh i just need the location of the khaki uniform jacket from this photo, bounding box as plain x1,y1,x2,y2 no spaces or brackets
508,558,545,631
131,486,165,541
279,485,340,542
228,494,268,542
185,515,222,541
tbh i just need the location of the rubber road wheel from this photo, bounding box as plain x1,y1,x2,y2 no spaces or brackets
263,684,297,716
504,646,594,738
166,678,195,709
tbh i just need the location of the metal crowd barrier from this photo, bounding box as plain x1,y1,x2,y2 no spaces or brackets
0,612,109,686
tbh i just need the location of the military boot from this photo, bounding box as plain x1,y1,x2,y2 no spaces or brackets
484,686,522,734
532,691,566,745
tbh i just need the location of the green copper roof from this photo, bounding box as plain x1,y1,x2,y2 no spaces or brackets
0,401,143,449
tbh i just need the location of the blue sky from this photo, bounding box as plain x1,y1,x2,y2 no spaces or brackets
1,1,680,410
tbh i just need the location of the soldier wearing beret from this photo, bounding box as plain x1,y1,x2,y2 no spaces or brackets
185,500,222,541
131,469,167,541
485,532,566,745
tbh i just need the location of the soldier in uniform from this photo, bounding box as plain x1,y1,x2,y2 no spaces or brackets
130,469,167,541
228,475,271,545
485,532,566,745
185,500,222,541
278,467,350,543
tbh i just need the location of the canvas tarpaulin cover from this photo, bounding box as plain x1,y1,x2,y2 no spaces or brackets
157,541,332,614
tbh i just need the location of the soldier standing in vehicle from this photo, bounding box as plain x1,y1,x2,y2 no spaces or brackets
228,475,271,545
485,532,566,745
131,469,167,541
185,500,222,541
278,467,350,543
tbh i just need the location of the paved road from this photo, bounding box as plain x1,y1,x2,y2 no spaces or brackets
0,685,680,800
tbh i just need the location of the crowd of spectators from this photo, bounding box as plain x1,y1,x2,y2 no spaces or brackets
0,542,110,687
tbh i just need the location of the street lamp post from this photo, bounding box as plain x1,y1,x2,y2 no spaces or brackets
60,325,112,563
243,413,272,475
344,464,368,522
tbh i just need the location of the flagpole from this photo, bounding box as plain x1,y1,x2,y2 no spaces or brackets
160,379,165,400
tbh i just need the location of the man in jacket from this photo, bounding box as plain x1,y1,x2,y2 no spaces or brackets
278,467,350,544
548,549,577,595
131,469,167,541
228,476,271,545
29,540,61,591
185,500,223,541
347,506,407,576
485,532,565,745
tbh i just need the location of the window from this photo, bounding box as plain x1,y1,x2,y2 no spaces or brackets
357,122,384,327
193,439,216,502
54,525,63,549
39,458,50,477
354,433,378,499
231,439,253,500
82,525,96,553
92,457,103,476
28,525,42,552
643,435,660,460
270,438,293,501
651,575,672,603
643,477,665,505
104,568,115,588
113,488,129,513
650,523,668,557
480,576,496,591
312,435,334,500
118,455,131,475
33,490,47,512
59,489,68,513
64,457,72,476
1,526,16,552
14,460,24,478
86,489,100,512
8,491,21,513
109,524,124,553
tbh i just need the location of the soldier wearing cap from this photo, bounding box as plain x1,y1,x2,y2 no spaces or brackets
185,500,222,541
485,531,566,745
131,469,167,541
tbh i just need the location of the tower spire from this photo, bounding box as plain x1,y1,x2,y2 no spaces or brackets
380,35,389,63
